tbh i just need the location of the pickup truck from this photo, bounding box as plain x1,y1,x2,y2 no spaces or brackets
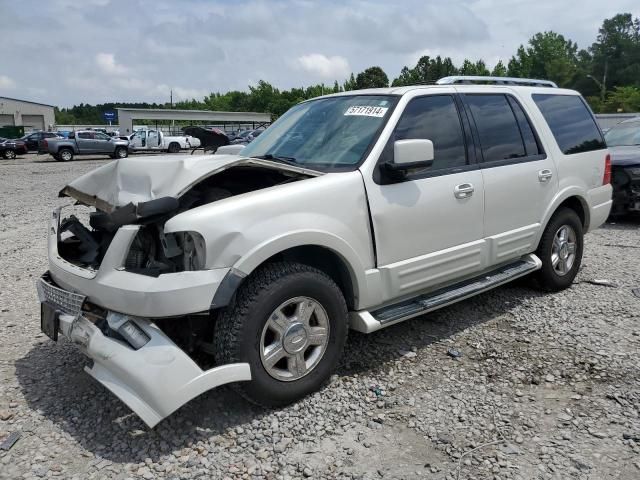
37,76,612,427
128,129,201,153
40,130,129,161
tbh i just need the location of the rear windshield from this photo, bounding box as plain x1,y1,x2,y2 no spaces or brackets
532,94,605,155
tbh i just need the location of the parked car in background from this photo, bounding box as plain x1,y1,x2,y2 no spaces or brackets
128,129,201,153
0,137,27,159
40,130,129,161
230,129,253,144
37,76,612,427
56,131,73,139
231,128,265,145
604,117,640,216
21,131,60,151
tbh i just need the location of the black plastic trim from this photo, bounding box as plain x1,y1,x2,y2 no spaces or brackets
210,268,247,308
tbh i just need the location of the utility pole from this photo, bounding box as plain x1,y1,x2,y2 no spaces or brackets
587,58,608,103
170,88,174,134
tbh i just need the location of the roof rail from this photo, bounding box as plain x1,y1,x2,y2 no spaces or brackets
436,76,557,88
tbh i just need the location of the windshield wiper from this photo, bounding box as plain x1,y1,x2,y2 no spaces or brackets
251,153,299,166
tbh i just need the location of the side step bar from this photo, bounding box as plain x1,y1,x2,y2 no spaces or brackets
350,254,541,333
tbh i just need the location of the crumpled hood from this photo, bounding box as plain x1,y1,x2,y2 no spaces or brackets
60,153,321,212
609,146,640,167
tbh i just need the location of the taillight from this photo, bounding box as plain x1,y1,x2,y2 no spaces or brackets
603,154,611,185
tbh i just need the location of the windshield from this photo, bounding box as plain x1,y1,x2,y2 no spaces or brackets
241,95,396,169
605,121,640,146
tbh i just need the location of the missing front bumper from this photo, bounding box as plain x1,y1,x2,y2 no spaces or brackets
36,274,252,427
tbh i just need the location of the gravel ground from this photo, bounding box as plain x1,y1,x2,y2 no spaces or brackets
1,153,639,480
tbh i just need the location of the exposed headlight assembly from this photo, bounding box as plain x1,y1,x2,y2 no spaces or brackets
180,231,207,271
161,231,207,271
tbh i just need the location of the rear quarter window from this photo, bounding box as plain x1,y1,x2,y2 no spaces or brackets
532,94,605,155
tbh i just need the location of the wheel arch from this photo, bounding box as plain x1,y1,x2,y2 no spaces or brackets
221,234,368,311
536,190,590,248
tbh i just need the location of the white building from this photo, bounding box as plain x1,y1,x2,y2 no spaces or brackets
0,96,55,132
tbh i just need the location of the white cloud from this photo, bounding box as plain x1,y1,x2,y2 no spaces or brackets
0,74,15,89
95,52,128,75
297,54,351,79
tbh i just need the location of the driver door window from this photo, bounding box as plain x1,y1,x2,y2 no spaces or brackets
381,95,468,176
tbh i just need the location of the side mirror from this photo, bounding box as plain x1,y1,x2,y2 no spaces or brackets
385,139,434,172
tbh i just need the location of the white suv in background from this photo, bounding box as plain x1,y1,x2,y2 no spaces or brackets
38,76,612,427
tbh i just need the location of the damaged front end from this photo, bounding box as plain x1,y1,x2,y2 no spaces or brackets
611,165,640,215
37,272,251,427
39,155,319,426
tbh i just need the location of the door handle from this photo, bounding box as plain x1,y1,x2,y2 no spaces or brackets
538,169,553,182
454,183,474,199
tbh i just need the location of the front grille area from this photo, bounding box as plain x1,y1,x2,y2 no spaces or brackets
37,273,86,316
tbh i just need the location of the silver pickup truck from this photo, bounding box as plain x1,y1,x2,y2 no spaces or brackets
40,130,129,161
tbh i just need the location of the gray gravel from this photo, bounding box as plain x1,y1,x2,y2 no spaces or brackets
1,153,639,480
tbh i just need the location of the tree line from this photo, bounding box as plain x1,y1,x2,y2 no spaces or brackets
56,12,640,124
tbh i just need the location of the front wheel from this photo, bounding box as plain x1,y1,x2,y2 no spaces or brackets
114,146,128,159
168,142,180,153
534,208,583,291
3,149,16,159
58,148,73,162
214,262,348,406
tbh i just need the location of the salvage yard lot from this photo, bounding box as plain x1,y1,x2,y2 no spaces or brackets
1,154,639,480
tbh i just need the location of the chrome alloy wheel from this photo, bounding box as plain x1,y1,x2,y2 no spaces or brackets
551,225,577,276
260,296,330,382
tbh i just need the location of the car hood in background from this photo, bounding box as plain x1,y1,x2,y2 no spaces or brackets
609,145,640,167
59,154,322,212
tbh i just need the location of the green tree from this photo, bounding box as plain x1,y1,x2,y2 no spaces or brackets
355,66,389,89
589,13,640,93
391,55,458,86
343,73,357,91
491,60,507,76
508,31,581,87
602,86,640,112
459,59,490,76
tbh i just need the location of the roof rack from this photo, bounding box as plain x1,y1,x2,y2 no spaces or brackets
436,76,557,88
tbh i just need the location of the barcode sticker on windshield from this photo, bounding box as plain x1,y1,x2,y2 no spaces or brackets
344,106,388,117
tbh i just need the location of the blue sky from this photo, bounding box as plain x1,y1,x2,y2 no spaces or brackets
0,0,638,107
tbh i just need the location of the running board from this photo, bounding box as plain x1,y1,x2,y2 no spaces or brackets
350,254,541,333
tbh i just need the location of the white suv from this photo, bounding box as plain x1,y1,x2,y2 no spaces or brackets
38,76,612,427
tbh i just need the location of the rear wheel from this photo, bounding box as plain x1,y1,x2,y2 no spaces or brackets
535,208,583,291
214,262,348,406
58,148,73,162
168,142,180,153
3,149,16,159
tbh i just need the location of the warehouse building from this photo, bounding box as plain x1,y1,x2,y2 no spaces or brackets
0,96,55,132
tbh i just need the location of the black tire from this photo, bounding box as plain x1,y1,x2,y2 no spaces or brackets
168,142,180,153
214,262,348,407
58,148,73,162
114,147,128,159
3,149,16,160
534,208,583,291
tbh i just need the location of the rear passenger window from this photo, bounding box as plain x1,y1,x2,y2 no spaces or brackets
532,94,605,154
466,94,526,162
385,95,467,171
